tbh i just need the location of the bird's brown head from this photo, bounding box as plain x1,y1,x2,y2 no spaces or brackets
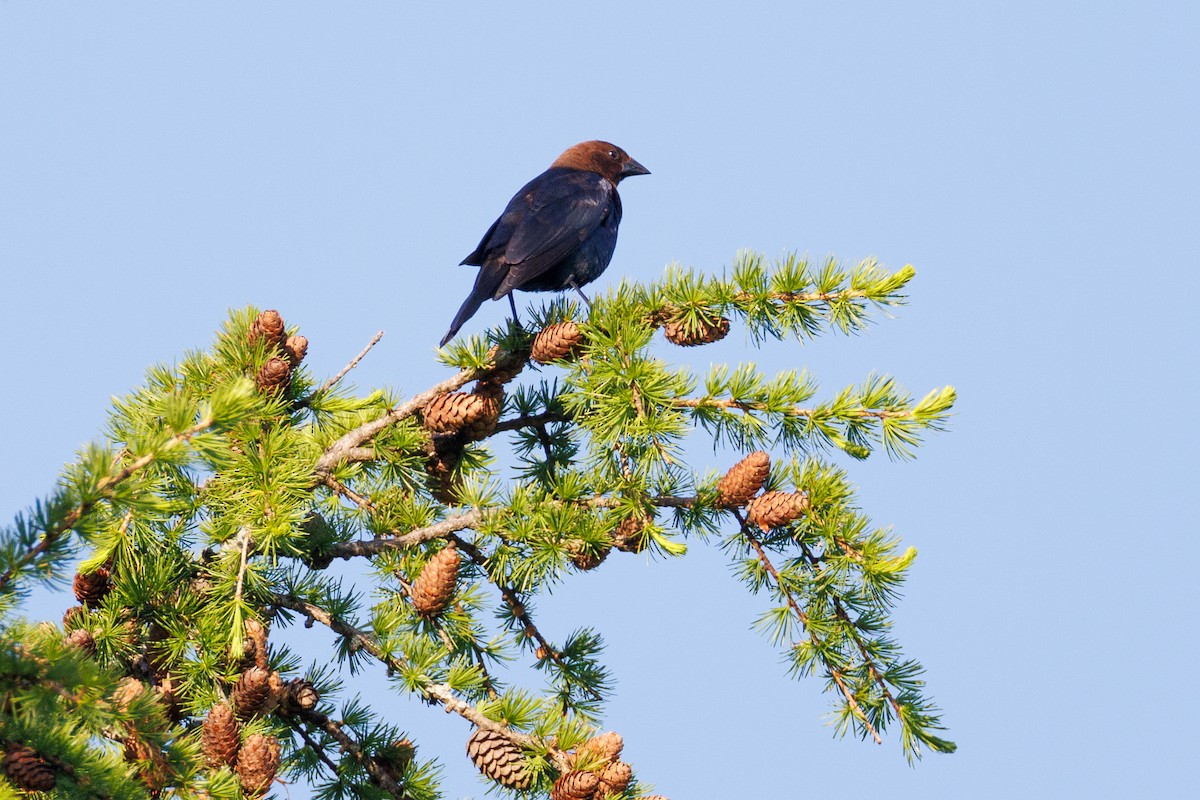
551,140,650,184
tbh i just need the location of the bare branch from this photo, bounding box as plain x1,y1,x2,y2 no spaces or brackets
301,329,385,406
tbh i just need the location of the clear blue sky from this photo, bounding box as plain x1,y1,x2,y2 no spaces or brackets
2,4,1197,798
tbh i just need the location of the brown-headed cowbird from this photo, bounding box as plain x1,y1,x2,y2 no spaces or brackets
440,140,649,346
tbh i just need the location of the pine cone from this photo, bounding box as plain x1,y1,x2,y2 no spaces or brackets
745,490,809,531
463,381,504,440
410,544,460,618
662,315,730,346
113,677,146,712
466,729,531,790
145,620,172,676
243,618,270,671
532,321,584,364
124,734,170,793
202,703,241,768
156,673,186,723
236,733,281,798
612,517,648,553
255,356,292,394
481,344,528,384
379,737,416,780
279,678,319,713
62,604,89,629
423,387,502,439
715,451,770,508
249,309,286,347
426,436,466,504
66,627,97,656
283,334,308,366
2,744,56,792
570,543,610,571
232,667,279,719
551,769,600,800
73,567,111,607
597,760,633,798
575,731,623,765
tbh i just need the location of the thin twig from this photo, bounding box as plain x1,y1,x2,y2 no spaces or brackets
232,528,252,616
323,475,375,512
797,538,906,730
292,706,406,797
299,330,385,407
493,411,572,434
673,396,911,420
448,534,605,704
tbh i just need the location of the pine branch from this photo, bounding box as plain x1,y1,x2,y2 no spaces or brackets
737,514,883,745
270,591,567,769
291,706,406,798
0,416,215,596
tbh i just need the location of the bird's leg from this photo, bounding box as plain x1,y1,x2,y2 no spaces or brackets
507,293,524,331
567,280,593,309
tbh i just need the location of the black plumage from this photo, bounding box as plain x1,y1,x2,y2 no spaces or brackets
440,140,648,346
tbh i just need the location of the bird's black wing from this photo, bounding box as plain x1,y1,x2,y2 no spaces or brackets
493,169,613,297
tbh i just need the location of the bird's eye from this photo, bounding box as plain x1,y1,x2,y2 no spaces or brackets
608,150,619,160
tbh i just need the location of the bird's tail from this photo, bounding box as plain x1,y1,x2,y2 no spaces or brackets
440,269,502,347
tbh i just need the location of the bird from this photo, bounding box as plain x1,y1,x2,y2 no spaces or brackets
439,140,649,347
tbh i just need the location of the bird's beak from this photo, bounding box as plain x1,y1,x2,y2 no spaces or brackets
621,158,650,178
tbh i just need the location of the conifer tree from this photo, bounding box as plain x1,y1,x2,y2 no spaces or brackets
0,251,956,798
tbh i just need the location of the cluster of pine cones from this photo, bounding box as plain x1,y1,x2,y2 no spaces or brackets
466,727,667,800
249,309,308,394
715,450,810,530
200,618,319,797
59,563,318,798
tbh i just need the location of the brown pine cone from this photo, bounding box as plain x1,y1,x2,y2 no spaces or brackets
124,734,170,793
662,315,730,346
463,381,504,440
423,387,502,439
379,737,416,779
255,356,292,394
570,542,610,571
73,567,111,607
279,678,319,713
2,744,56,792
745,490,810,531
249,309,286,347
612,517,648,553
481,344,528,384
202,703,240,768
466,729,531,790
243,618,270,671
283,334,308,366
575,731,623,765
62,604,89,629
113,677,146,712
426,436,466,504
66,627,97,656
236,733,281,798
232,667,280,719
551,769,600,800
715,451,771,508
597,760,633,798
156,673,186,723
531,321,584,364
410,544,460,618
